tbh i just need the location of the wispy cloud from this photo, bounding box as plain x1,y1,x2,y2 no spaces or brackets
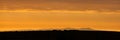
0,0,120,10
0,10,120,14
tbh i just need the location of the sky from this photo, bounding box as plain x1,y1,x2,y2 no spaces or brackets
0,0,120,10
0,0,120,31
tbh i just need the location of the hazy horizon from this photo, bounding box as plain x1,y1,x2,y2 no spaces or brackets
0,0,120,32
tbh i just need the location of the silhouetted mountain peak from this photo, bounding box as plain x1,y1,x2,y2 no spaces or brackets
79,28,94,30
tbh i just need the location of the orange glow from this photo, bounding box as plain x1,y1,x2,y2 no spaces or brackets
0,10,120,32
0,0,120,32
0,10,120,14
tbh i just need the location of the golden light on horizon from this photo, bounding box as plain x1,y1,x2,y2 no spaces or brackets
0,10,120,32
0,0,120,32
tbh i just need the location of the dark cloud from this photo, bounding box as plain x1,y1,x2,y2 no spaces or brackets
0,0,120,10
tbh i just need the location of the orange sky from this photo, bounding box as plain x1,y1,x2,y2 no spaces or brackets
0,0,120,32
0,0,120,10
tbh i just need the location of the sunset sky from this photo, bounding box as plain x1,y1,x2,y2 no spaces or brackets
0,0,120,32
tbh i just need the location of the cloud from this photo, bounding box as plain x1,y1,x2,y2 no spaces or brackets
0,0,120,10
0,10,120,23
0,10,120,14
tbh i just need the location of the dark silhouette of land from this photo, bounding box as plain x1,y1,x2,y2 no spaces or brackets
0,30,120,40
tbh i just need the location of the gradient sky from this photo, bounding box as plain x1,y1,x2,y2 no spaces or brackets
0,0,120,31
0,0,120,10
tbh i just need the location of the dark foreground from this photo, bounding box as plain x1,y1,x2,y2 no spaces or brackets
0,30,120,40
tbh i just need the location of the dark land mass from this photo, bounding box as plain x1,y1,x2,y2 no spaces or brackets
0,30,120,40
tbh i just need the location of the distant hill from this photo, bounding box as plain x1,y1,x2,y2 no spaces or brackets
0,30,120,40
